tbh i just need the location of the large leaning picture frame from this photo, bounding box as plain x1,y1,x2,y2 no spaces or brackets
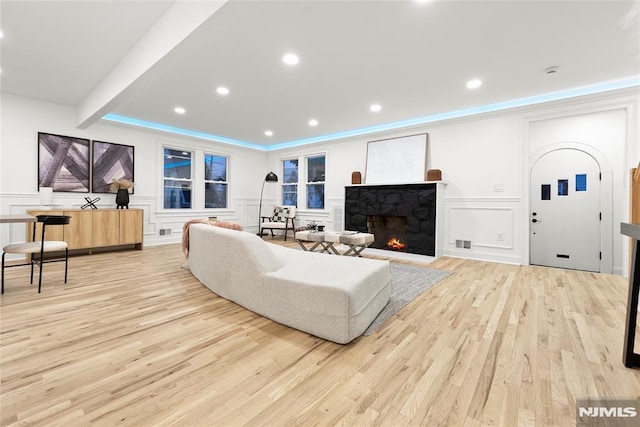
91,140,135,193
365,133,428,184
38,132,90,192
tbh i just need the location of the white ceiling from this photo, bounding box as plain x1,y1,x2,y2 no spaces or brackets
1,0,639,149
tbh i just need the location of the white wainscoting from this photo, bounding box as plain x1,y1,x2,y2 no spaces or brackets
443,197,523,265
152,198,247,247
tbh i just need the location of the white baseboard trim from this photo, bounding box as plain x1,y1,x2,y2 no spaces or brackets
443,248,523,265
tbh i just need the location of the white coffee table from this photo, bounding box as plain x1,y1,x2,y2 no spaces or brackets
295,230,374,257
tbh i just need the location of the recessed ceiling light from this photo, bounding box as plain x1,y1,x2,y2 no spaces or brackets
174,107,186,114
216,86,229,95
466,79,482,89
265,130,273,137
370,104,381,112
308,119,318,127
282,53,299,65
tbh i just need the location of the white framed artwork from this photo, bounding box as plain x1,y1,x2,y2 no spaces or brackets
365,133,428,184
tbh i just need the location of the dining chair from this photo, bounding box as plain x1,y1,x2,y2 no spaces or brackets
1,215,70,294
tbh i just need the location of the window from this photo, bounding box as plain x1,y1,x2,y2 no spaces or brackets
204,154,228,208
541,184,551,201
306,155,325,209
558,179,569,196
282,159,298,206
163,148,192,209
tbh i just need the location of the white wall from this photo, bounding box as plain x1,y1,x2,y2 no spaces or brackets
267,114,525,264
0,93,267,252
2,89,638,273
267,89,639,272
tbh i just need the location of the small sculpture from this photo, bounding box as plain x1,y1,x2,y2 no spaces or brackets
110,179,134,209
81,196,101,210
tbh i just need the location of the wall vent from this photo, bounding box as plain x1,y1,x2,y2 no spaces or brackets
159,228,172,236
455,239,471,249
332,206,344,231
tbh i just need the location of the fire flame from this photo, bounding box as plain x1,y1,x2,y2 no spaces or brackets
387,237,406,250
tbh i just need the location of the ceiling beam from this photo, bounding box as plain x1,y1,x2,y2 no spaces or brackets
77,0,228,129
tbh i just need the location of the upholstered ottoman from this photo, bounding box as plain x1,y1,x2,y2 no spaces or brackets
338,232,375,256
295,230,374,256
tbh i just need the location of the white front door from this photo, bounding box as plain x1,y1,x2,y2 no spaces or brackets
530,148,601,272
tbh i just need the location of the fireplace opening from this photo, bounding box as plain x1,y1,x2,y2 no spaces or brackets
367,215,408,251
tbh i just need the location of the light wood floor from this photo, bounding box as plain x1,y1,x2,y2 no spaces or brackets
1,240,639,426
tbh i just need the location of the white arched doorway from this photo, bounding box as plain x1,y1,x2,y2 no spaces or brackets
529,143,613,273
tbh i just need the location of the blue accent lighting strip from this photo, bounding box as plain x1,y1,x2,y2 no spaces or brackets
267,76,640,150
102,77,639,152
101,114,266,151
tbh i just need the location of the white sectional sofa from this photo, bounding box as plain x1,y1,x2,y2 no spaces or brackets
187,223,393,344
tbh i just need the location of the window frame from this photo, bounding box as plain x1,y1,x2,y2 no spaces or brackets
305,154,325,210
204,153,229,209
159,142,234,212
281,158,299,207
278,152,327,212
162,147,194,210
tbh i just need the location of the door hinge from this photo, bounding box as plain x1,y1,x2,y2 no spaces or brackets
599,212,602,221
599,172,602,181
599,251,602,260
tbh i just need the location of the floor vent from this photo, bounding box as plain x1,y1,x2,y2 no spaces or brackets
159,228,172,236
455,239,471,249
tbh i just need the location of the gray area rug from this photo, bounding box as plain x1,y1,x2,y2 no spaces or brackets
363,263,452,336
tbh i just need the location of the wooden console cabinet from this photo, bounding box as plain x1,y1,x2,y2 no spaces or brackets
27,208,143,252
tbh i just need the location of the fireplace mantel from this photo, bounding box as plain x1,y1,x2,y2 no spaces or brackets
344,182,445,257
348,181,447,187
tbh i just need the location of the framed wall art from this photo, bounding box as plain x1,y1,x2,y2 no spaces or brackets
365,133,428,184
91,140,135,193
38,132,90,192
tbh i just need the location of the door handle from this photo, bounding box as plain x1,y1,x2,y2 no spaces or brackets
532,218,541,223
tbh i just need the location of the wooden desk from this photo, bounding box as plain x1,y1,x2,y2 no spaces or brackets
621,222,640,368
0,215,36,224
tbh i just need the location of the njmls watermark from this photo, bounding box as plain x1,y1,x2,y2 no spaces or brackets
577,398,640,426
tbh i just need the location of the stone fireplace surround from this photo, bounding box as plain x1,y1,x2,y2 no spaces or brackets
344,183,441,256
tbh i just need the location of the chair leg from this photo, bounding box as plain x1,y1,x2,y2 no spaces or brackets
38,259,43,293
30,257,35,285
64,248,68,283
2,252,5,294
38,241,45,294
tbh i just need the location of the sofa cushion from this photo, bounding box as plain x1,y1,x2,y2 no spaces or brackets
188,224,284,306
188,223,392,344
265,245,392,343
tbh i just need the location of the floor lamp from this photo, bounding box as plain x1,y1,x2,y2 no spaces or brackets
258,172,278,236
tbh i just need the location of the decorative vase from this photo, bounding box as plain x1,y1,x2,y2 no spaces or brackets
116,189,130,209
351,171,362,185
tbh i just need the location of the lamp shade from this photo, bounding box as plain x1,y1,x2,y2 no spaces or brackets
265,172,278,183
39,187,53,209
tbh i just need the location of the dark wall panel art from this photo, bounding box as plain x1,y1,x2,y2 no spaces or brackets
92,140,135,193
38,132,90,192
